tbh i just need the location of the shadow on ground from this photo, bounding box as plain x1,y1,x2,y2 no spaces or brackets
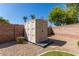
0,41,16,49
33,38,67,48
0,38,66,49
0,40,28,49
48,38,67,46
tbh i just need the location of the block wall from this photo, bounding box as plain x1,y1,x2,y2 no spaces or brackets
49,24,79,37
0,24,24,43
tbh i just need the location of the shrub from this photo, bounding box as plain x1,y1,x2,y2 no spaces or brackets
16,37,25,44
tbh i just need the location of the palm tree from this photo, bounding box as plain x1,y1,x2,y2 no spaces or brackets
23,16,27,23
30,15,35,20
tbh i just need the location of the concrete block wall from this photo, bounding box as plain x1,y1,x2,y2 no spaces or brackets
51,24,79,37
0,24,24,43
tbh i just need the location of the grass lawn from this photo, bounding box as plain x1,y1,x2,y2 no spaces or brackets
41,51,75,56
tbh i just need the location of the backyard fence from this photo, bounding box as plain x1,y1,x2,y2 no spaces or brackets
1,23,79,43
0,24,24,43
49,23,79,37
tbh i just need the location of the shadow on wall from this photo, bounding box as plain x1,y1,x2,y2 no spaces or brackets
48,38,67,46
48,27,55,37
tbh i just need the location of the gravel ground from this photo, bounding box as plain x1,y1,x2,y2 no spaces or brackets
0,35,79,56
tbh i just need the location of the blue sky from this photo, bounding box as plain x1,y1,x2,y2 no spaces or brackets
0,3,65,26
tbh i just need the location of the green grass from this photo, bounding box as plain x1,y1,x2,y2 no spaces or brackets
41,51,75,56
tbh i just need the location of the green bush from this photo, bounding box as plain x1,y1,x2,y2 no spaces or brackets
16,37,25,44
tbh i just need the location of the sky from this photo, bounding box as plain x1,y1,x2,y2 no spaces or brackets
0,3,65,26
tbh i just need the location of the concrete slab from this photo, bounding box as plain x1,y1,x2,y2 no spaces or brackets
36,40,54,48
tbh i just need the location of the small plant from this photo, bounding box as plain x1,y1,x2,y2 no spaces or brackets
23,16,27,22
30,14,35,19
16,37,25,44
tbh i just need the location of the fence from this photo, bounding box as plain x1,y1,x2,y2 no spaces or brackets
49,24,79,37
0,24,24,43
1,23,79,43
